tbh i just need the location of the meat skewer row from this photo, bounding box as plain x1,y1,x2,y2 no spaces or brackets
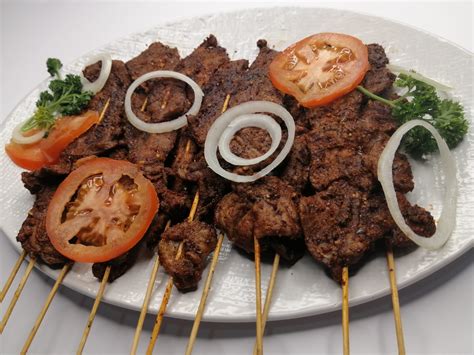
0,84,115,335
292,43,437,354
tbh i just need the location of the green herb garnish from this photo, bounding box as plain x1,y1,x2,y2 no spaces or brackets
357,73,468,159
21,58,93,133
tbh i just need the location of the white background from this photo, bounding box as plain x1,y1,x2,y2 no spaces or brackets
0,1,473,354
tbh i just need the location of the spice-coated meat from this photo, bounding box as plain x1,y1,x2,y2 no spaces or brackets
299,181,435,282
16,186,68,267
188,59,249,146
215,176,304,263
158,220,217,292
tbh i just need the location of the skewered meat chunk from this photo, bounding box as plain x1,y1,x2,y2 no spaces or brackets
215,176,304,263
362,43,396,95
126,42,180,82
16,185,68,267
158,220,217,292
299,181,435,282
188,59,249,146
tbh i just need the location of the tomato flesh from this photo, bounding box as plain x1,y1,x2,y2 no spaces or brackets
5,111,100,171
46,158,159,263
5,142,47,171
40,111,100,163
269,33,369,108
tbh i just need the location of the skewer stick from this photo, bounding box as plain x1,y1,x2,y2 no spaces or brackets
146,191,200,354
254,236,263,355
183,93,235,354
130,221,171,355
386,243,406,355
21,263,71,354
98,98,110,122
0,257,35,333
252,253,280,355
342,266,350,355
184,233,224,355
0,250,26,302
76,265,111,355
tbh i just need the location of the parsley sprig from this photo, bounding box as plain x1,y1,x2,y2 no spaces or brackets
357,74,468,159
21,58,93,133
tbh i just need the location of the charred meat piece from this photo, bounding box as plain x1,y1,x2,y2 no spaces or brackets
65,60,132,159
280,134,311,193
16,186,68,267
92,242,142,282
362,44,396,95
230,40,283,107
300,174,435,282
158,220,217,292
215,176,304,263
188,59,249,146
126,42,180,82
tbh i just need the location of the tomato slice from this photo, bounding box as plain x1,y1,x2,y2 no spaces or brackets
5,142,48,171
46,158,159,263
40,111,100,163
4,111,100,171
269,33,369,108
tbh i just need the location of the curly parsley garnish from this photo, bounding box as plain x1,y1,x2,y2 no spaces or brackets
358,73,468,159
21,58,93,133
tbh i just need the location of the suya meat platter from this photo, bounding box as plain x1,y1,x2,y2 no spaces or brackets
0,7,472,324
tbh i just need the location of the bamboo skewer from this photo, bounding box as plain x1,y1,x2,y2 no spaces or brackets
0,257,35,333
252,253,280,355
0,250,26,302
146,191,200,354
130,221,171,355
254,236,263,355
21,263,71,354
386,243,406,355
184,234,224,355
342,266,350,355
76,265,111,355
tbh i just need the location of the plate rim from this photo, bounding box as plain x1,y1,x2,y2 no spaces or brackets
1,6,473,323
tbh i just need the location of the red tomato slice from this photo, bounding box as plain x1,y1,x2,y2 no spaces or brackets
46,158,159,263
40,111,100,163
5,142,48,171
269,33,369,108
4,111,100,171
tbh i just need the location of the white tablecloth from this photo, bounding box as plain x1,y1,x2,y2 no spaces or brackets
1,1,472,354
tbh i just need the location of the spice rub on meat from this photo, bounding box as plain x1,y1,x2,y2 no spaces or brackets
295,44,436,281
124,36,229,218
158,220,217,292
215,176,304,263
17,185,68,267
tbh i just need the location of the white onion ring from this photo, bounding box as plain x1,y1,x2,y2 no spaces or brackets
218,113,282,166
125,71,203,134
378,119,457,250
11,122,46,145
205,101,295,183
387,64,453,92
80,53,112,94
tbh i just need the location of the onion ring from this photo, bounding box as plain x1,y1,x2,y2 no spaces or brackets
125,71,203,134
11,122,46,145
204,101,295,183
80,53,112,94
378,119,457,250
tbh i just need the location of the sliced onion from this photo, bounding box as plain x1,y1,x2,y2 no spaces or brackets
205,101,295,183
11,122,46,145
378,119,457,250
80,53,112,94
218,113,282,166
387,64,453,92
125,71,203,134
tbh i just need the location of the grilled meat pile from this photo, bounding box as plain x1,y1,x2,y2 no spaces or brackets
16,36,435,290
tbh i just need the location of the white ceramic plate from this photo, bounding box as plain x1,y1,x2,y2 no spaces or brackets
0,7,472,322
